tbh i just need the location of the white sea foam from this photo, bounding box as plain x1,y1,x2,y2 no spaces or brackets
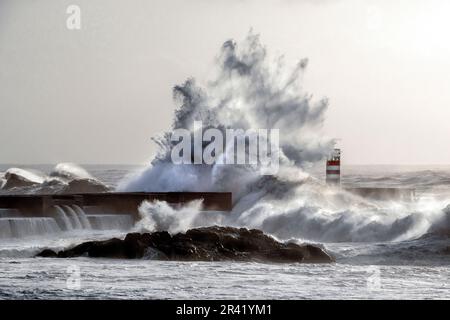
118,32,449,244
3,168,45,184
0,163,108,194
50,163,93,180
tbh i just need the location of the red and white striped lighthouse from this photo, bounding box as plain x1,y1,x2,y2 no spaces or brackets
326,148,341,185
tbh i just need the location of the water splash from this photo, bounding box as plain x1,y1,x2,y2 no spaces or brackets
118,31,334,197
0,163,109,194
54,205,74,230
72,205,92,229
119,32,450,243
0,217,61,238
63,205,84,229
136,200,204,234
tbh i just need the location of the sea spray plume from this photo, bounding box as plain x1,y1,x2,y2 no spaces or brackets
136,200,204,234
118,31,333,195
119,32,450,243
172,34,333,165
49,163,93,180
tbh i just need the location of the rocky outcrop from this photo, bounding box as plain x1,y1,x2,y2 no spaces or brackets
2,171,40,190
61,179,110,194
0,165,110,194
36,226,334,263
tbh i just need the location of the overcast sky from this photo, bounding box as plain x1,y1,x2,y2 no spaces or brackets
1,0,449,165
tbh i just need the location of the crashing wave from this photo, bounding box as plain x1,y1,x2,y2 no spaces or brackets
0,163,110,194
118,31,334,194
118,32,450,245
50,163,93,181
1,168,45,190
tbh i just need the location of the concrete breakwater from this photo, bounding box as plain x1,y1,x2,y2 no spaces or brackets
0,192,232,218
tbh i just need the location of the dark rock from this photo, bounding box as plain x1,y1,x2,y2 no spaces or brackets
61,179,110,194
36,249,58,258
35,226,334,263
2,172,40,190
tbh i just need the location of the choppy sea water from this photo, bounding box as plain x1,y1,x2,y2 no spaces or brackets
0,164,449,299
1,258,448,299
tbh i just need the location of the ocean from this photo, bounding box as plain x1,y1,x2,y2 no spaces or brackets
0,164,449,299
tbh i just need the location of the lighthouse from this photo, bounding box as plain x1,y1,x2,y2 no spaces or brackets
326,148,341,185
